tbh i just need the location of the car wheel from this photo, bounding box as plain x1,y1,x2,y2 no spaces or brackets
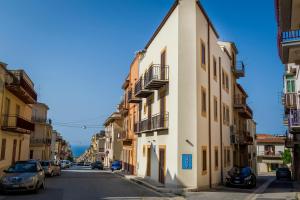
41,179,46,190
33,182,40,194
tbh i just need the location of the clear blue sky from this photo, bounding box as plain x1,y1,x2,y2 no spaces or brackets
0,0,284,146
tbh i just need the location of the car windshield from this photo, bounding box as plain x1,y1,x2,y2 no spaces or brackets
40,161,50,166
6,163,37,173
278,168,289,171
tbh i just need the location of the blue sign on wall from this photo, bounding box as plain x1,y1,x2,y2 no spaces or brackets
182,154,192,169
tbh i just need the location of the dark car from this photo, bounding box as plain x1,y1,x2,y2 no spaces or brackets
276,167,292,180
111,160,122,171
225,166,256,188
0,160,45,193
91,161,104,170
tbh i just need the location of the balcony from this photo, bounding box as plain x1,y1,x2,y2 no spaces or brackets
230,132,253,145
282,93,297,109
257,151,282,158
1,115,35,134
6,70,37,104
32,117,52,125
151,112,169,131
280,29,300,64
30,138,52,146
127,88,141,104
134,77,153,98
144,64,169,90
288,110,300,133
233,96,253,119
232,61,245,78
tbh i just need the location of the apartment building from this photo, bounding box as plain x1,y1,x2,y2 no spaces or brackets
103,112,123,167
276,0,300,180
90,132,106,162
256,134,285,173
0,63,36,171
29,102,52,160
119,54,141,175
132,0,254,189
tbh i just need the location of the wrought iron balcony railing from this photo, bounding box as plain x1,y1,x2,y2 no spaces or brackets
232,61,245,78
144,64,169,90
282,93,297,108
30,138,52,145
151,112,169,130
127,88,141,103
2,115,35,134
134,77,153,98
234,96,253,119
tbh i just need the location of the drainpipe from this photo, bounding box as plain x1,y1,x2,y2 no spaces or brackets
207,23,212,189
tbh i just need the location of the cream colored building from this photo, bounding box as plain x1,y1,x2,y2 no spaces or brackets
30,102,52,160
134,0,254,189
0,63,36,171
103,112,123,167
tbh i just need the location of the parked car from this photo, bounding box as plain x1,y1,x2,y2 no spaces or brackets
40,161,61,177
84,162,91,166
111,160,122,171
225,166,256,188
78,161,84,166
60,160,71,169
91,161,104,170
0,160,45,193
276,167,292,180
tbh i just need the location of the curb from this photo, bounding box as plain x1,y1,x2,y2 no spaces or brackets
113,171,184,195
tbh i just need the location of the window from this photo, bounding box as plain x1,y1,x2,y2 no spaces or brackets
215,147,219,170
201,87,207,117
225,74,229,91
202,146,207,174
201,40,206,69
287,79,295,93
214,97,218,122
226,106,230,125
223,104,230,126
143,103,147,115
222,70,225,88
213,57,217,80
16,105,20,116
1,139,6,160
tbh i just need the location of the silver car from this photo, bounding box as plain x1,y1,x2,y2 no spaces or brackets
0,160,45,193
40,161,61,176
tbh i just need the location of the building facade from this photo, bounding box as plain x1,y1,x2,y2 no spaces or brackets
256,134,285,173
276,0,300,180
30,102,52,160
119,54,141,175
103,112,123,167
0,63,36,171
132,0,254,189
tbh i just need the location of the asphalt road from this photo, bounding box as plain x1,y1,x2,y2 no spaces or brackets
0,166,168,200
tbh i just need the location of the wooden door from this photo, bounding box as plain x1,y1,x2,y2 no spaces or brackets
159,148,165,184
146,147,151,176
161,51,166,80
12,139,17,164
147,99,152,130
160,96,165,128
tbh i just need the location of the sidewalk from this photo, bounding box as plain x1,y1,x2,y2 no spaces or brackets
293,181,300,200
114,171,275,199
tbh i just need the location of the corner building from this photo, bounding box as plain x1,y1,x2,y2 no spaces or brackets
134,0,254,189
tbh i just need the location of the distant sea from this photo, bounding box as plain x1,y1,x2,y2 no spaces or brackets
72,145,89,157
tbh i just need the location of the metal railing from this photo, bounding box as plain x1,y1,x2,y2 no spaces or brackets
257,151,282,157
151,112,169,130
289,109,300,127
30,138,52,145
2,115,35,133
134,77,144,95
31,117,52,124
281,29,300,43
144,64,169,86
234,95,247,106
232,61,245,77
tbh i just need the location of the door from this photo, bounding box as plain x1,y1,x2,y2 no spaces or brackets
146,147,151,177
160,96,166,128
18,140,22,160
161,50,166,80
12,139,17,164
147,99,152,130
159,148,165,184
3,98,10,126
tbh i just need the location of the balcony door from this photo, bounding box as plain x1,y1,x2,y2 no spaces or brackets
160,96,166,128
147,98,152,130
161,50,166,80
146,146,151,177
3,98,10,126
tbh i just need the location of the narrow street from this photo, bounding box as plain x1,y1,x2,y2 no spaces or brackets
0,166,172,200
